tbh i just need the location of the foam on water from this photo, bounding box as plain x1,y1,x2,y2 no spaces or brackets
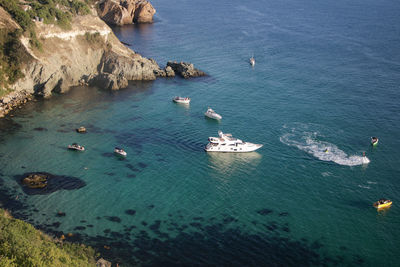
280,124,369,166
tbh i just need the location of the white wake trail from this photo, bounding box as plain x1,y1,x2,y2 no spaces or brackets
280,124,369,166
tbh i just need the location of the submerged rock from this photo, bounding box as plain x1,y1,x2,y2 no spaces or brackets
22,173,48,189
17,172,86,195
166,61,206,78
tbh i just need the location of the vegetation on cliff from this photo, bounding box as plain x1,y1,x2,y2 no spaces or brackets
0,208,97,266
0,0,92,95
0,29,25,96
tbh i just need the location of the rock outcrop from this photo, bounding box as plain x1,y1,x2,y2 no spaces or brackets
98,0,156,26
0,90,32,118
166,61,207,79
133,1,156,23
22,173,48,189
0,5,206,117
8,12,162,99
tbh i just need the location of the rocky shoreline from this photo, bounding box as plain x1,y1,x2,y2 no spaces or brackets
0,6,206,118
0,90,32,118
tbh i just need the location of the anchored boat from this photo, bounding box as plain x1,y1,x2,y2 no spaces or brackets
250,56,255,66
173,96,190,104
114,147,127,157
68,143,85,151
205,131,262,152
205,108,222,120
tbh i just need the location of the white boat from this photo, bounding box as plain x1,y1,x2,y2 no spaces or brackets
173,96,190,104
205,108,222,120
250,57,255,66
68,143,85,151
114,147,127,157
205,131,262,152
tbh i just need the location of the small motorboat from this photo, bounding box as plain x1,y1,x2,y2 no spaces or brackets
373,198,392,209
205,108,222,120
68,143,85,151
76,126,87,133
173,96,190,104
250,56,255,66
371,137,379,146
114,147,127,157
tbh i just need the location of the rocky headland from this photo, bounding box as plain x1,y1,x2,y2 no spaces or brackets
0,0,206,118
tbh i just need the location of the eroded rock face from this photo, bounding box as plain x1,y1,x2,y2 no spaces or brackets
134,1,156,23
98,0,155,25
166,61,207,79
7,13,162,99
90,51,160,89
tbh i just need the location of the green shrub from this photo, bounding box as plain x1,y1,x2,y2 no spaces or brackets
0,209,97,266
85,31,103,44
0,29,25,90
0,0,33,31
69,0,91,15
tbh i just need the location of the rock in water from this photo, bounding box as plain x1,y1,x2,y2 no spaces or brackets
166,61,206,79
98,0,156,25
134,0,156,23
17,172,86,195
22,173,48,189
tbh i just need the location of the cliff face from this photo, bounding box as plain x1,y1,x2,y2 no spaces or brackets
11,12,161,98
98,0,156,26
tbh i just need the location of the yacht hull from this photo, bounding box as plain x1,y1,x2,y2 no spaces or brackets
205,143,262,153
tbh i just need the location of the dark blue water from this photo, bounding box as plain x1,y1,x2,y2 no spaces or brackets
0,0,400,265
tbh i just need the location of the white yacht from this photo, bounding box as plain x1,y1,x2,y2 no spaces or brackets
173,96,190,104
204,108,222,120
205,131,262,152
250,56,255,66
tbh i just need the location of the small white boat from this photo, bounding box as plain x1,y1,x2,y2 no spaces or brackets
68,143,85,151
205,131,262,153
173,96,190,104
205,108,222,120
250,57,255,66
114,147,127,157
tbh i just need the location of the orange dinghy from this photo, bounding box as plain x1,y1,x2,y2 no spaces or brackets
373,199,392,209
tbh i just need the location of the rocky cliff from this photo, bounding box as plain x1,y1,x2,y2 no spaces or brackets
0,1,205,117
98,0,156,26
13,13,163,97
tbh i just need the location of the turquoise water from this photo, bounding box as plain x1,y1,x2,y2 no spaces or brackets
1,0,400,265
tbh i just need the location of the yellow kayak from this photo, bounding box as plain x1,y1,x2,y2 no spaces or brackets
373,199,392,209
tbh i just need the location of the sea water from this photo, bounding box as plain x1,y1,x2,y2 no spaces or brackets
1,0,400,265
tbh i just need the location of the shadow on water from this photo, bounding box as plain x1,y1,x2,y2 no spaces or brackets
41,215,363,267
115,127,205,153
0,118,22,143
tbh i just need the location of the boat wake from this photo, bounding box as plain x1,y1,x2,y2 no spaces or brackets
280,124,368,166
